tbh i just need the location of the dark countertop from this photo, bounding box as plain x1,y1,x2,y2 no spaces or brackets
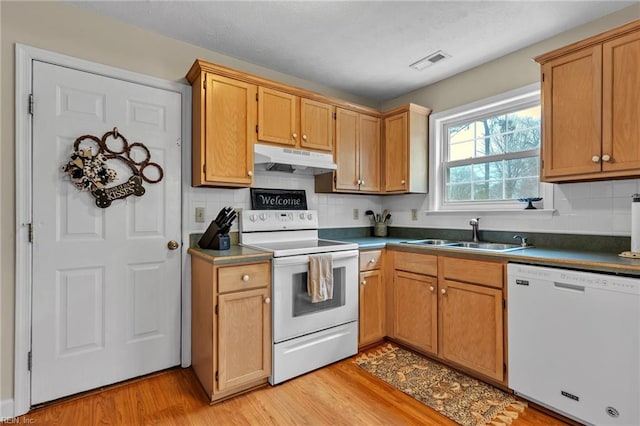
337,237,640,276
188,245,272,265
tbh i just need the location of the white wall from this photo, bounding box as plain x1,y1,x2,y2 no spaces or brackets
383,179,640,236
380,3,640,237
186,171,382,234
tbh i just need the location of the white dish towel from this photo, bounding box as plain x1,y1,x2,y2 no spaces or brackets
308,254,333,303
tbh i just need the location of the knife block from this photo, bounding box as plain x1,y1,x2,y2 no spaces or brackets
198,221,231,250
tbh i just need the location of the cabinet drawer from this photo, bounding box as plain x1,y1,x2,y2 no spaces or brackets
360,250,382,271
218,262,270,293
394,252,437,276
440,257,504,289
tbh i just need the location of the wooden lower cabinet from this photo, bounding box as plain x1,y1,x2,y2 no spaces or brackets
439,279,504,382
191,255,272,403
393,270,438,355
358,250,385,347
389,251,507,384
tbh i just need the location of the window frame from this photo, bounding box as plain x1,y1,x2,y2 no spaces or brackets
429,83,553,212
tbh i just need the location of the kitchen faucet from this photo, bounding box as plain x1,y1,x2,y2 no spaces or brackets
470,217,480,242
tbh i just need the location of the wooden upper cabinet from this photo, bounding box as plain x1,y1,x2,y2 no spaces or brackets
330,109,381,193
334,108,359,191
257,87,297,146
300,98,334,151
258,88,333,152
536,19,640,182
197,73,256,187
383,112,408,192
602,30,640,174
359,114,381,192
382,104,430,193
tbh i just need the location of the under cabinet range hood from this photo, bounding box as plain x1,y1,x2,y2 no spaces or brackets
254,143,337,175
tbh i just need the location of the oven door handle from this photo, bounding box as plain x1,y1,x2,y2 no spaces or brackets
273,250,359,266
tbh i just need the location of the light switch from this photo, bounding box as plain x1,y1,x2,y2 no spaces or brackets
195,207,205,223
353,208,359,220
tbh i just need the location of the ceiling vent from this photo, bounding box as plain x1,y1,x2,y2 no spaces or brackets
409,50,450,71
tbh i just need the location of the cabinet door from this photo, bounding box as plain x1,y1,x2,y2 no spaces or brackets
541,45,602,180
439,279,504,382
383,112,408,192
258,87,298,146
359,114,381,192
359,270,385,347
393,270,437,355
300,98,334,151
217,287,271,392
335,108,359,191
602,30,640,174
203,74,256,186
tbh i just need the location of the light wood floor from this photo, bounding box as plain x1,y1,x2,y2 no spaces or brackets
20,352,569,425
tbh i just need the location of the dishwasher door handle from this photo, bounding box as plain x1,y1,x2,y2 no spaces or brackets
554,282,585,293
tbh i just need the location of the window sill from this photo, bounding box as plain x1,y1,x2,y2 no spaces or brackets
425,209,556,218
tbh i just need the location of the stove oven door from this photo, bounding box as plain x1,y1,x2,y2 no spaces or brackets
272,249,359,343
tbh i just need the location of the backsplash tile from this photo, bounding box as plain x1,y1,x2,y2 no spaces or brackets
185,173,640,238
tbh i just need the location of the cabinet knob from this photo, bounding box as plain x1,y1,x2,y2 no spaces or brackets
264,297,271,304
360,280,367,286
302,134,308,141
357,179,362,185
401,179,406,184
361,180,365,186
248,170,253,177
292,133,298,139
441,288,447,295
242,274,250,282
429,286,435,292
602,154,611,162
592,155,600,163
368,259,375,264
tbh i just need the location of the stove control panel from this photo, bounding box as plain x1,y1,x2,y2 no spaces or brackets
240,210,318,232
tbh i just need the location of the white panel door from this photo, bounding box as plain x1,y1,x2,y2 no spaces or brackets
31,61,182,404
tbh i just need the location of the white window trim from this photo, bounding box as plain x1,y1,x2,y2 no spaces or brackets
428,83,553,213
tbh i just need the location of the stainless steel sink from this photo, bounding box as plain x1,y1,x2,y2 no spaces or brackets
401,239,458,246
401,240,530,252
447,242,527,252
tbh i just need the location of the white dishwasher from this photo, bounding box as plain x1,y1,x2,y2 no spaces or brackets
508,264,640,426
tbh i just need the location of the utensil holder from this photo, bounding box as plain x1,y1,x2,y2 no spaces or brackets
373,222,387,237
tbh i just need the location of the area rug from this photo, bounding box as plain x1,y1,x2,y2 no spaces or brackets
354,344,527,426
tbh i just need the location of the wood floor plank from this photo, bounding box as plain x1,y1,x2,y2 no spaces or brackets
19,353,569,425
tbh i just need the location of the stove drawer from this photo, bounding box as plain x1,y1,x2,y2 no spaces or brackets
218,262,270,293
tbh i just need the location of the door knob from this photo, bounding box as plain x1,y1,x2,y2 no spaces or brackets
167,240,179,250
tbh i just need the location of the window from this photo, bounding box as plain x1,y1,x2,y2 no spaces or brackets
431,84,549,211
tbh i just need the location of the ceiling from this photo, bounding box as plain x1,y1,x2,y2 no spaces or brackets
69,1,635,102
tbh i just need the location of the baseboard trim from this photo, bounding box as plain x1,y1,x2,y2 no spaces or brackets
0,398,15,420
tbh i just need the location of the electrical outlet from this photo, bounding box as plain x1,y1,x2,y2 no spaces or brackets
195,207,205,223
353,208,359,220
411,208,418,221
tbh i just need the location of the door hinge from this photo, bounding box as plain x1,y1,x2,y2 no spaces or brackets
28,351,32,371
215,305,218,315
503,363,507,374
203,164,206,175
502,299,506,309
203,79,206,90
28,223,33,243
256,93,259,102
541,159,544,170
333,112,337,120
255,124,259,134
541,73,545,82
215,371,219,381
28,94,34,115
